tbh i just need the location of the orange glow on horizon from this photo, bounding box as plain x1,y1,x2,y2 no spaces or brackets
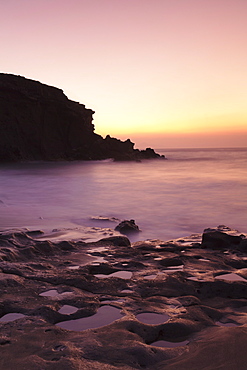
1,0,247,148
116,130,247,150
95,112,247,137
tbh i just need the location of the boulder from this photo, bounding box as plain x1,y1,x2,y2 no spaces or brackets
201,231,242,250
115,219,140,234
97,235,131,247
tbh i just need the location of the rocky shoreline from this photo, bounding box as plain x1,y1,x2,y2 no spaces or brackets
0,74,164,162
0,225,247,369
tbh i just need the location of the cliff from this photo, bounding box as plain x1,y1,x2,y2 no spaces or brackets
0,73,163,162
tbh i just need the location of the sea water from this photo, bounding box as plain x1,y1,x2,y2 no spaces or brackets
0,147,247,242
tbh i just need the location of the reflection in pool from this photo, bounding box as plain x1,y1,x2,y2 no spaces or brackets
39,289,59,297
144,274,157,280
136,312,169,325
56,305,124,331
58,305,78,315
0,313,26,322
95,271,132,279
216,321,239,327
39,289,72,297
144,272,163,280
68,265,80,270
187,276,205,282
215,273,247,282
151,339,189,348
121,289,134,293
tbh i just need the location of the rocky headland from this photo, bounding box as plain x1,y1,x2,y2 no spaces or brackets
0,73,163,162
0,225,247,369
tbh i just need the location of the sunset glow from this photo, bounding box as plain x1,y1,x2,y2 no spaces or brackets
1,0,247,148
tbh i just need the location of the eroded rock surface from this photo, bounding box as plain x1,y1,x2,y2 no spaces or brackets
0,226,247,369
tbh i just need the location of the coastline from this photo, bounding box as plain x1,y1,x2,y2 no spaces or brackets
0,225,247,369
1,147,247,244
0,73,163,163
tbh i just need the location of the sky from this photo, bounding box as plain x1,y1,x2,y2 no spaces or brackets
1,0,247,148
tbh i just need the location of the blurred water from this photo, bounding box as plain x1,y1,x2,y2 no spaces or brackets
0,147,247,241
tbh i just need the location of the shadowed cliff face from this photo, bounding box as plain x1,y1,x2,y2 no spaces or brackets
0,73,162,162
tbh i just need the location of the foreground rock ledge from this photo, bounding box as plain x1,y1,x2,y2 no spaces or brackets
0,73,164,162
0,226,247,369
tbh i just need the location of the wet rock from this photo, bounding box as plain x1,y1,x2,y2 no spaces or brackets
159,257,184,267
96,235,131,247
238,238,247,253
0,226,247,369
55,241,76,251
0,337,11,345
91,216,120,222
201,231,242,250
115,219,140,235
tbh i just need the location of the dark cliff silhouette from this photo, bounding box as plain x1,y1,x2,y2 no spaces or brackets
0,73,164,162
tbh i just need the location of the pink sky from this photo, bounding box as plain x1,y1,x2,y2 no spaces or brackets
1,0,247,148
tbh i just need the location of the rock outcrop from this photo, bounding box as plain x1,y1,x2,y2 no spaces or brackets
115,219,140,234
0,73,164,162
0,226,247,369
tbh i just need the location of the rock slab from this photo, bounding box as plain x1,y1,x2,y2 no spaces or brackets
0,226,247,369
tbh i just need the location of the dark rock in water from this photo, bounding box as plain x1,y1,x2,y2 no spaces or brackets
0,73,164,162
115,219,140,234
136,147,165,160
201,230,242,250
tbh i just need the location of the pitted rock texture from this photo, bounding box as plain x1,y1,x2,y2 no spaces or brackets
0,226,247,369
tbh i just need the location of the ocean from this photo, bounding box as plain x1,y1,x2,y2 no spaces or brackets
1,147,247,242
